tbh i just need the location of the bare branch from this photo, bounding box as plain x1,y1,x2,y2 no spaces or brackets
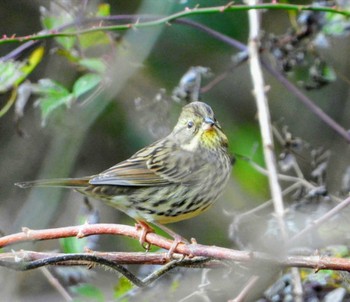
40,267,73,301
288,196,350,246
0,223,254,261
261,59,350,143
2,222,350,273
230,275,259,302
247,0,286,236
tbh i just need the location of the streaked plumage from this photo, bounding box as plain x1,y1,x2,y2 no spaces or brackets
17,102,232,230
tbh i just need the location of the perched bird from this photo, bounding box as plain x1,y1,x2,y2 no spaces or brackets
16,101,233,253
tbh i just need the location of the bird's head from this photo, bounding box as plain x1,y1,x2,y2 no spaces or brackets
172,102,229,151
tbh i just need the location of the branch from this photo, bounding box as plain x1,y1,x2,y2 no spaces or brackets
0,251,192,287
288,195,350,246
2,8,349,144
1,223,350,270
2,219,350,288
247,0,286,234
0,223,253,261
185,20,350,144
0,250,213,267
0,4,349,44
2,243,350,281
261,60,350,143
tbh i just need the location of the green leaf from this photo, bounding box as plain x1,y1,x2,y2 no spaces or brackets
321,64,336,82
60,236,87,254
79,31,111,50
41,11,76,49
323,13,350,36
114,277,133,300
170,279,180,293
32,79,73,125
0,60,25,92
59,204,100,253
71,284,105,302
230,124,268,198
97,3,110,17
79,58,106,73
41,16,57,31
17,46,45,84
57,35,76,51
0,46,44,95
73,73,102,99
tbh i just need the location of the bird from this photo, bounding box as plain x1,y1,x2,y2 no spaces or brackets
16,101,233,254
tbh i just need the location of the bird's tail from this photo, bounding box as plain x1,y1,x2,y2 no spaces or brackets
15,177,91,189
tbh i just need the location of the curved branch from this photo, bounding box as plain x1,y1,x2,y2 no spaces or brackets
0,251,205,287
2,246,350,275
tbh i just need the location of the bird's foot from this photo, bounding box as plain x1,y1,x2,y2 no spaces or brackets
153,223,189,258
167,234,189,259
135,221,154,251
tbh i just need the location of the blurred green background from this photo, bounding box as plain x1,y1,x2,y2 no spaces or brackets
1,0,350,300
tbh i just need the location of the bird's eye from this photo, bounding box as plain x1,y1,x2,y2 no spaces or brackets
187,121,194,129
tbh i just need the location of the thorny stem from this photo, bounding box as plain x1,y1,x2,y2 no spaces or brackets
2,234,350,282
0,253,188,287
0,3,349,44
0,220,348,265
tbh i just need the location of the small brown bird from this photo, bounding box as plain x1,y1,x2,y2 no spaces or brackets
16,101,233,252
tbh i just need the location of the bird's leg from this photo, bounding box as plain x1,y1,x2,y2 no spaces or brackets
135,220,154,251
153,223,188,258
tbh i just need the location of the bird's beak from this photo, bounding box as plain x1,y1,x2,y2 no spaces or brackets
202,117,215,131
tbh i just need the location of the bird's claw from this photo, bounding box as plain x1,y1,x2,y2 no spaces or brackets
135,221,154,251
166,234,189,259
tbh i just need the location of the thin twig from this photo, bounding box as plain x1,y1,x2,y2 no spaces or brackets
239,153,343,203
0,4,349,44
288,195,350,246
40,267,73,301
247,0,286,236
261,59,350,143
182,20,350,144
291,267,303,302
229,275,259,302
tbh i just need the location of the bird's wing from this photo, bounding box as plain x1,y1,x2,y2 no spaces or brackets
89,140,210,186
89,157,170,186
